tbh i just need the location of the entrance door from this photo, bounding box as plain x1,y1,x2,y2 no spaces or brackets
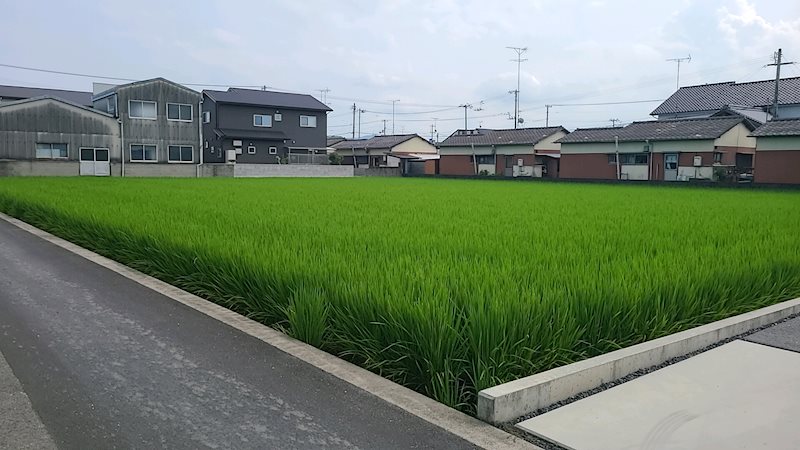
80,148,111,176
664,153,678,181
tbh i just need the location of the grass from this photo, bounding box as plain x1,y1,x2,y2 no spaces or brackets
0,177,798,413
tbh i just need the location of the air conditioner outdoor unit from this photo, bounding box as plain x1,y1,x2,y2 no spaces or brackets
226,150,237,163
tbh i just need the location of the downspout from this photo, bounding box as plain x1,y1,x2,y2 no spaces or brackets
471,143,477,175
197,97,203,178
119,117,125,178
615,135,620,180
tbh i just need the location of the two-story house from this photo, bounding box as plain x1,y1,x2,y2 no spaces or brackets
92,78,202,176
201,88,331,164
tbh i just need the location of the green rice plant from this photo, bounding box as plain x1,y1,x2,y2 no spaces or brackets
0,176,798,414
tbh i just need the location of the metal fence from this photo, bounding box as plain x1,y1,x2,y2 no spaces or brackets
288,154,329,165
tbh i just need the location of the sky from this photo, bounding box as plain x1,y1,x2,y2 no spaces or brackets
1,0,799,140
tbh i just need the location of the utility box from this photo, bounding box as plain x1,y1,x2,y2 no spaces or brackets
693,155,702,167
226,150,237,163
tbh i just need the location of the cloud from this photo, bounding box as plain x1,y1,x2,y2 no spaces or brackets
717,0,800,55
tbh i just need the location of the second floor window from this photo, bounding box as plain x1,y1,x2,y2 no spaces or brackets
300,115,317,128
129,100,157,119
167,103,193,121
254,114,272,127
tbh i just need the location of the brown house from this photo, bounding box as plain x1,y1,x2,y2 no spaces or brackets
438,127,567,177
751,119,800,185
557,117,757,181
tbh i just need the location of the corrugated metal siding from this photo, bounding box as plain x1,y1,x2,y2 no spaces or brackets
0,100,119,160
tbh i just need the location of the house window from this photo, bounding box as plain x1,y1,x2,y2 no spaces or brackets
713,152,723,163
130,144,157,162
202,111,210,123
35,143,68,159
300,115,317,128
254,114,272,127
168,145,193,163
269,146,277,155
474,155,494,164
608,154,617,165
618,153,649,165
248,145,256,155
129,100,157,119
167,103,193,121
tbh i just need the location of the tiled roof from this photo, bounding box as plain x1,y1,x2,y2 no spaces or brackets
557,117,749,143
750,119,800,137
439,126,566,147
204,88,331,111
651,77,800,115
0,84,93,106
327,136,347,146
331,134,421,150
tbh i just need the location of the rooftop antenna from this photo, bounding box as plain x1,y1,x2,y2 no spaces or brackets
609,118,621,127
666,55,691,90
317,88,330,104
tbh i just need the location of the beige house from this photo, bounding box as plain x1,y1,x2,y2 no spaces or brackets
331,134,437,168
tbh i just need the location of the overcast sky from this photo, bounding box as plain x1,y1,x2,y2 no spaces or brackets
1,0,799,139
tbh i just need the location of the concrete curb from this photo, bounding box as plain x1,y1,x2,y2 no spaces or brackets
477,296,800,424
0,213,538,450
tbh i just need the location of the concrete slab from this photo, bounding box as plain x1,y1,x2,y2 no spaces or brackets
745,316,800,353
517,340,800,450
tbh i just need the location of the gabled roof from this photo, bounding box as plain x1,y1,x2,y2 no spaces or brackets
0,84,93,106
439,126,567,147
651,77,800,115
327,136,347,146
331,134,422,150
750,119,800,137
204,88,332,112
710,106,770,125
557,117,750,144
0,96,115,118
92,77,200,100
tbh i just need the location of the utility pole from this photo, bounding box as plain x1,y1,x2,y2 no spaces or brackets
609,118,620,127
767,48,795,119
381,119,387,135
666,55,691,90
431,118,438,143
507,46,528,129
459,104,472,130
317,88,330,104
389,99,400,134
351,103,356,139
545,104,552,127
357,108,365,138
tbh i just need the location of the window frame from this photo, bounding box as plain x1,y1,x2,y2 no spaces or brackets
35,143,68,160
167,145,194,163
253,114,272,128
299,115,317,128
128,100,157,120
268,146,278,155
130,144,158,162
713,152,723,163
247,145,256,155
167,103,193,122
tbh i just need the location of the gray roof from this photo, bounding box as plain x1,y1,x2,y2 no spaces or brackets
204,88,332,112
710,106,770,124
214,128,288,141
651,77,800,115
557,117,750,144
93,77,199,100
331,134,421,150
750,119,800,137
439,126,566,147
327,136,347,146
0,84,93,106
0,96,115,118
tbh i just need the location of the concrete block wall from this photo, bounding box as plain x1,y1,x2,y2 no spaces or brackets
354,167,402,177
234,164,354,178
0,160,80,176
121,164,197,178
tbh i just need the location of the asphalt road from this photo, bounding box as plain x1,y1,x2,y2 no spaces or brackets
0,218,476,450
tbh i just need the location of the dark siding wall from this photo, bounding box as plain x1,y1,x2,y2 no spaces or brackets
117,80,201,163
201,96,224,163
0,100,119,161
560,154,617,179
216,104,327,149
440,155,475,175
222,138,286,164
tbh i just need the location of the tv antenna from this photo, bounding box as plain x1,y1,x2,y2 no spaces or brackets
666,55,691,90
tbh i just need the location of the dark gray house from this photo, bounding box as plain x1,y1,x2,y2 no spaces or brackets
201,88,331,164
0,96,120,176
92,78,201,176
0,85,93,107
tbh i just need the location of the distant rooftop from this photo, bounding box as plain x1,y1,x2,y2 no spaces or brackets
557,117,751,144
204,88,331,112
439,126,566,147
331,134,422,150
750,119,800,137
0,84,93,107
651,77,800,116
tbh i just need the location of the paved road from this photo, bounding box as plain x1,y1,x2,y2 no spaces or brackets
0,218,476,450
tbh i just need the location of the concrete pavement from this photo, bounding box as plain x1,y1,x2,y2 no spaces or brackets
517,316,800,450
0,217,484,449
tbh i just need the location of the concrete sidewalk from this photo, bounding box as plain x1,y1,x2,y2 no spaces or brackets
517,317,800,450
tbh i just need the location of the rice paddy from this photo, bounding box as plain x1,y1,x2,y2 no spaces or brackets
1,177,798,413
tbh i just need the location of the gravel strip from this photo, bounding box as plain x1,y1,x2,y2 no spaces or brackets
498,312,800,449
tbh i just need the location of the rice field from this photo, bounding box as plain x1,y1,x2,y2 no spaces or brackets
1,177,799,413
